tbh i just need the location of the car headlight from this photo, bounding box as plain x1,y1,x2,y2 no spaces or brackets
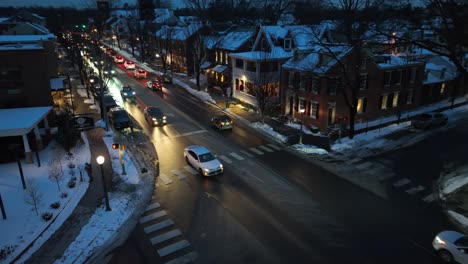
123,93,127,96
221,122,225,125
163,116,166,119
435,236,446,245
111,70,115,74
204,168,209,172
220,164,223,169
152,118,156,121
132,91,136,95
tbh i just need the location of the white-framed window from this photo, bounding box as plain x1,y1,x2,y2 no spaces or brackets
406,89,414,104
284,38,292,50
392,92,399,107
310,101,319,119
312,77,320,94
357,97,366,113
298,98,306,112
380,94,388,110
359,73,368,90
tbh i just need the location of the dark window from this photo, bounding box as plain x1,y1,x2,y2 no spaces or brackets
260,62,269,73
245,82,256,96
246,61,256,72
384,71,391,86
271,62,278,71
312,77,320,94
235,59,244,69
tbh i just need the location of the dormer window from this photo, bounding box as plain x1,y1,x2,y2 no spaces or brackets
284,38,292,51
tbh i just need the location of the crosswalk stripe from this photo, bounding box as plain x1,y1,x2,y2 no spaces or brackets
146,202,161,212
157,240,190,257
219,155,232,164
144,219,174,234
140,210,167,224
249,148,264,155
240,150,254,158
406,185,425,195
393,178,411,187
164,251,199,264
184,166,198,175
267,143,281,150
159,174,173,185
258,145,273,152
172,169,186,180
229,152,244,160
150,229,182,245
422,193,437,203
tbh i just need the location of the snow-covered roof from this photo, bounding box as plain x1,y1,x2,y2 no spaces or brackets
153,8,172,24
0,106,52,137
374,54,423,69
50,77,66,91
282,45,353,74
216,30,255,51
203,35,218,49
155,23,202,41
0,43,43,51
0,34,55,43
423,56,458,84
230,47,292,61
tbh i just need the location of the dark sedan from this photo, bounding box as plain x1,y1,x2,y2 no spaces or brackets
108,107,132,130
211,115,233,130
143,106,167,126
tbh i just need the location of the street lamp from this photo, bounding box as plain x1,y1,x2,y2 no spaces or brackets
96,155,111,211
299,108,305,145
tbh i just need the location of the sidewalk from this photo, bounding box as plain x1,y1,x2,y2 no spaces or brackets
22,61,115,263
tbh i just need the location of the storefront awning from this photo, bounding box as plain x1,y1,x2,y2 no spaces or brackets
212,64,228,74
50,77,67,91
200,61,212,69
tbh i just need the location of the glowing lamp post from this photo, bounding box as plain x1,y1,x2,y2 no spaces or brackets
299,108,305,145
96,155,111,211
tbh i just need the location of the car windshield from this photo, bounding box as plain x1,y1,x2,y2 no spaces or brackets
122,86,132,91
198,152,215,163
218,115,231,122
148,107,163,117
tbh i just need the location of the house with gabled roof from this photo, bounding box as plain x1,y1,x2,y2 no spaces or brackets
207,28,256,94
229,24,330,107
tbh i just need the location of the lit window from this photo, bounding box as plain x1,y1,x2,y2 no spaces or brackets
357,97,366,113
380,94,388,110
440,82,446,95
392,92,399,107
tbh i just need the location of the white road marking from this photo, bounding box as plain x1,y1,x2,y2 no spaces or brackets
258,145,274,152
267,143,282,150
171,169,186,180
160,130,208,140
229,152,244,160
184,166,198,175
157,240,190,257
219,155,232,164
150,229,182,245
159,174,173,185
422,193,437,203
405,185,425,195
145,202,160,212
144,219,174,234
139,210,167,224
393,178,411,187
240,150,254,158
164,251,199,264
249,147,264,155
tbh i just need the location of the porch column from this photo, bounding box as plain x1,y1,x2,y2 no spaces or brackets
34,126,44,150
22,134,33,164
43,117,51,136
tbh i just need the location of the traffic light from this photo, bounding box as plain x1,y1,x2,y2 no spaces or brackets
342,116,348,123
335,117,342,124
112,143,119,149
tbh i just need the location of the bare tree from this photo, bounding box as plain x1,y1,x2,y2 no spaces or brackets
260,0,295,25
49,157,64,192
24,180,43,216
255,50,279,123
155,25,176,73
192,32,209,90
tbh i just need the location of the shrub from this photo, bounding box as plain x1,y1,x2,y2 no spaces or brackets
68,163,76,169
60,192,68,198
42,212,53,221
67,179,76,188
0,245,17,260
50,201,61,209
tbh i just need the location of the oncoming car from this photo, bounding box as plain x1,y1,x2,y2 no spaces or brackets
211,115,233,130
184,146,223,177
143,106,166,126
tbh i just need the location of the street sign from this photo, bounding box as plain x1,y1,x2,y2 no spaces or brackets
69,116,95,131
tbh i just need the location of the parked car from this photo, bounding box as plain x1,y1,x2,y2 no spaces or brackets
108,107,133,130
159,73,172,83
114,55,125,64
411,112,448,129
124,60,135,70
146,79,164,91
143,106,166,126
433,230,468,263
100,94,118,112
120,85,136,101
184,145,223,176
134,69,148,79
210,115,233,130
